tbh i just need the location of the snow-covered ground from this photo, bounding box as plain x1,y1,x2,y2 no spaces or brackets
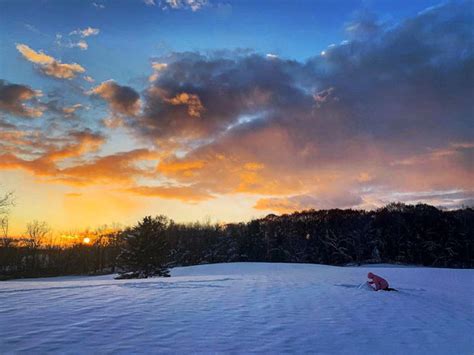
1,263,473,354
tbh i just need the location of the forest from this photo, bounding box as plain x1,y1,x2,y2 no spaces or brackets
1,202,472,280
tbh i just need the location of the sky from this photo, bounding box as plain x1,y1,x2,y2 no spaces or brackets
0,0,473,235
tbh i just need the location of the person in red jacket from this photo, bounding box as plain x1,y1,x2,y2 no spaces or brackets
367,272,389,291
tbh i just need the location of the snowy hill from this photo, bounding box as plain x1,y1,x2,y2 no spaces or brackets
0,263,472,354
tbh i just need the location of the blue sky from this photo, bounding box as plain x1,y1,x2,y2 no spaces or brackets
1,0,441,83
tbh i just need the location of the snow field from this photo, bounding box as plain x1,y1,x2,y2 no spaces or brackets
0,263,472,354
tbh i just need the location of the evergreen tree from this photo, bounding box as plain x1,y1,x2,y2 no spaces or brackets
116,216,171,279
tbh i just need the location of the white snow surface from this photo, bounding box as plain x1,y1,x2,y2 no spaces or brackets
1,262,473,354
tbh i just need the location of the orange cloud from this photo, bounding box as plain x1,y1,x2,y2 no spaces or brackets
149,62,168,82
0,130,105,176
65,192,82,197
126,184,212,202
165,92,204,118
0,153,56,176
89,80,141,116
56,149,157,186
44,131,105,161
16,44,85,79
158,159,205,176
254,197,304,214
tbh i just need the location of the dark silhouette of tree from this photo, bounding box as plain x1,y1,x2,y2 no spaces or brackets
0,189,14,248
116,216,171,279
26,220,50,249
1,203,473,280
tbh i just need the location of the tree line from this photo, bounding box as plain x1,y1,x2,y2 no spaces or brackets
0,202,473,280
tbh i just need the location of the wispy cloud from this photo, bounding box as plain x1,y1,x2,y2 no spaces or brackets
161,0,209,12
69,27,100,38
16,44,85,79
92,2,105,9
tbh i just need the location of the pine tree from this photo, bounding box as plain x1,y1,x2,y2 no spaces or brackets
115,216,171,279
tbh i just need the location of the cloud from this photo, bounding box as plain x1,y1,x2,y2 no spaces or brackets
0,129,106,176
4,2,473,212
89,80,141,116
56,149,156,186
16,44,85,79
0,128,160,187
62,104,84,118
65,192,82,197
124,2,473,212
0,119,17,129
345,9,384,39
0,80,44,118
56,34,88,51
40,130,105,162
255,192,363,213
70,27,100,38
149,62,168,82
161,0,208,11
92,2,105,9
56,27,99,51
165,92,204,118
127,184,213,202
73,40,88,50
152,62,168,71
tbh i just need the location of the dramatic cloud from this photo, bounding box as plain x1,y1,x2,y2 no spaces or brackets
16,44,85,79
0,80,44,118
126,1,473,211
89,80,141,116
3,2,473,213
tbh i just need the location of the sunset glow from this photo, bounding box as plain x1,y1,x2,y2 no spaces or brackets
0,0,473,236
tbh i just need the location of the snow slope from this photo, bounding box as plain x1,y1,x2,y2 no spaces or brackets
0,263,472,354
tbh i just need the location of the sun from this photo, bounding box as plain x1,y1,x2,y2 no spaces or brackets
83,237,91,244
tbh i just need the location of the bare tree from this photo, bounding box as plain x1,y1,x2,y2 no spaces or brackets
0,190,14,248
0,216,13,247
0,190,14,213
26,220,50,249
